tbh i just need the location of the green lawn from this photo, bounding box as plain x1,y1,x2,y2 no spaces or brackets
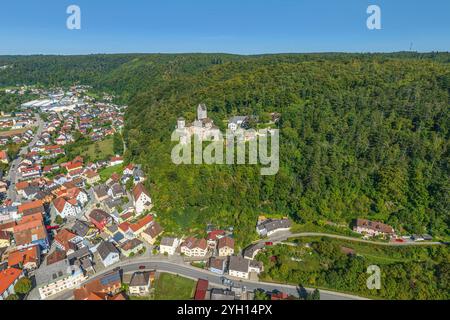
153,273,196,300
98,163,124,182
73,137,114,162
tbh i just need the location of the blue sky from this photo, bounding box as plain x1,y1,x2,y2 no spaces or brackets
0,0,449,55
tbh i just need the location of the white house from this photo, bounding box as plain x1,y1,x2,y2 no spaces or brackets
52,197,81,219
160,237,180,256
35,259,86,300
180,237,208,257
97,241,120,267
133,183,152,214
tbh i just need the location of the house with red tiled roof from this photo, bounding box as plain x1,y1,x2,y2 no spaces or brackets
13,213,49,252
207,230,226,248
89,209,112,231
54,229,83,253
181,237,208,258
0,150,8,164
0,268,23,300
7,245,41,271
133,183,152,214
129,215,153,236
110,156,124,167
83,169,100,185
52,197,81,219
217,237,235,257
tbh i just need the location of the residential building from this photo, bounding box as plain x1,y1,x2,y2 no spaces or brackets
73,271,121,300
353,219,395,238
141,221,163,245
89,209,112,231
7,245,41,271
160,237,180,256
181,237,208,258
52,197,80,219
120,238,144,257
228,256,250,280
97,241,120,267
13,214,50,253
0,268,23,300
208,257,226,275
133,183,152,214
35,259,86,299
54,229,84,253
218,237,235,257
129,271,153,296
256,218,291,237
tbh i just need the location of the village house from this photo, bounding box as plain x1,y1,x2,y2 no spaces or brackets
133,183,152,214
217,237,235,257
141,221,164,245
0,230,11,248
52,197,81,219
84,169,101,185
0,150,8,164
180,237,208,258
35,259,86,300
13,214,50,253
208,257,227,275
7,245,41,271
120,238,144,257
73,270,122,300
256,218,292,237
93,184,109,202
353,219,395,238
228,256,251,280
129,271,154,296
89,209,112,231
97,241,120,267
54,229,84,254
0,268,24,300
207,230,226,248
160,237,180,256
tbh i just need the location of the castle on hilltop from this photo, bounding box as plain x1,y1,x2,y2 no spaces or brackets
176,104,221,144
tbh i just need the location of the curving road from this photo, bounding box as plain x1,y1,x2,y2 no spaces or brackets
44,258,368,301
261,231,446,247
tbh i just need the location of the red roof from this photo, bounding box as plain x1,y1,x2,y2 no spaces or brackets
133,183,150,201
207,230,226,241
18,200,44,214
8,246,39,267
0,268,22,296
194,279,209,300
0,150,7,160
130,215,153,233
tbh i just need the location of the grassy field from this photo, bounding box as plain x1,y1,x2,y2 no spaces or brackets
72,137,114,162
153,273,196,300
98,163,124,182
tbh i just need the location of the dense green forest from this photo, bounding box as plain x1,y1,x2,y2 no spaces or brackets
0,53,449,247
257,238,449,300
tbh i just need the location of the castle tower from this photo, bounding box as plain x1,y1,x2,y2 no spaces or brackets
197,103,207,120
177,117,186,130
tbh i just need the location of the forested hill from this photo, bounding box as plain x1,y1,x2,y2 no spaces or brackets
1,53,449,245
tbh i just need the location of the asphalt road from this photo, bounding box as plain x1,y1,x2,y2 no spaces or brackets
43,258,367,301
262,231,446,247
6,114,44,203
